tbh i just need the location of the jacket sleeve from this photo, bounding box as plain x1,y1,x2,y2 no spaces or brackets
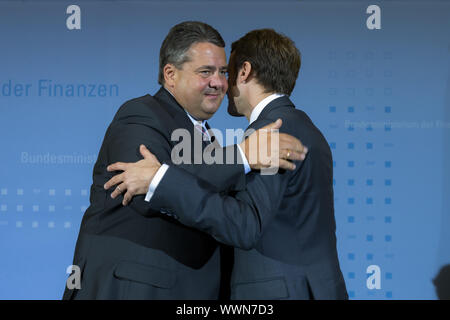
105,107,173,216
147,164,291,250
176,144,246,192
104,104,246,216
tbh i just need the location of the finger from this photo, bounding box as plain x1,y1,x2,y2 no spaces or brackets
279,133,303,152
279,134,306,154
140,145,160,164
107,162,128,172
122,190,133,206
281,149,305,161
110,183,126,199
104,172,125,190
140,144,153,159
278,159,296,171
279,133,300,150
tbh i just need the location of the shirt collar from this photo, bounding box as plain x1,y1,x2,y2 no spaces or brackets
185,111,206,127
249,93,285,125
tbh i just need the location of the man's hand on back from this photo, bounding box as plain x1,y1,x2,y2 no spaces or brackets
104,145,161,206
104,118,308,206
240,118,308,171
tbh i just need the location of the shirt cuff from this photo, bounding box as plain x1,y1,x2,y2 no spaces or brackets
237,144,251,174
145,164,170,202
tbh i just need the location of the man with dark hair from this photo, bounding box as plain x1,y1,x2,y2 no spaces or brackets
157,21,227,85
63,22,304,300
106,28,347,299
229,28,301,97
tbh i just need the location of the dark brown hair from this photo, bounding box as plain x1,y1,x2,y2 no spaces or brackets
158,21,225,85
230,29,301,95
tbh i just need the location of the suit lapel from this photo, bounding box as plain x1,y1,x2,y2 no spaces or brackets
154,88,196,131
153,87,212,152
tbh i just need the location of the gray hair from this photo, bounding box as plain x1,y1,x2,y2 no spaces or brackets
158,21,225,85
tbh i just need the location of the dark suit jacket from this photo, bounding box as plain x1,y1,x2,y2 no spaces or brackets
148,96,348,300
63,87,245,299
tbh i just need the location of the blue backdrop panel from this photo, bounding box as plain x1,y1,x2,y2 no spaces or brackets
0,0,449,299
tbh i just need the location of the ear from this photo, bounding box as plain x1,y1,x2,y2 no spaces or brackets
238,61,252,84
163,64,177,88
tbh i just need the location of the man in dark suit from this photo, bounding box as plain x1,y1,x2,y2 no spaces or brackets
106,29,348,299
64,22,305,300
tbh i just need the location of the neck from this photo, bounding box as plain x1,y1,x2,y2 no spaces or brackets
244,90,274,121
163,85,204,120
163,85,175,98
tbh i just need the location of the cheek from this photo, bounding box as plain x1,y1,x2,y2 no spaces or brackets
192,78,208,92
183,79,205,102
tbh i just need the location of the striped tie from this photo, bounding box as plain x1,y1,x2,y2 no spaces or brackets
195,123,210,142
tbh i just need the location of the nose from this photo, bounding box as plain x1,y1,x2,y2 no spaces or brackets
209,71,227,91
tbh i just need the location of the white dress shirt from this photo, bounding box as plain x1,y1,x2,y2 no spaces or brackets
249,93,285,125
